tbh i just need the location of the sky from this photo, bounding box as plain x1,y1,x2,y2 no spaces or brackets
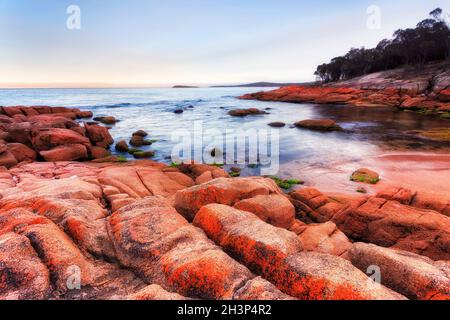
0,0,448,88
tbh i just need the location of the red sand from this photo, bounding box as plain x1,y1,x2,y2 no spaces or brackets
285,152,450,198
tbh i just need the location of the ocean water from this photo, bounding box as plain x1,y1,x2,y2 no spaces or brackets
1,87,449,181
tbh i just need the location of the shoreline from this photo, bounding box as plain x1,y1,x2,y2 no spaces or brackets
287,151,450,198
0,99,449,300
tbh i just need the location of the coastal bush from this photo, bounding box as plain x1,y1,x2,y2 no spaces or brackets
441,112,450,119
269,176,304,190
229,171,241,177
315,8,450,82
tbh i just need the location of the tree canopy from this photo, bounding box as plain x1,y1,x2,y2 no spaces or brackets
314,8,450,83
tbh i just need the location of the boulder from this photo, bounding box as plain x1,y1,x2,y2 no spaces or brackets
332,197,450,261
294,119,342,132
0,233,52,300
438,89,450,102
193,204,303,279
89,146,111,159
228,108,267,117
195,171,213,184
234,194,296,229
350,168,380,184
132,130,148,137
93,116,117,125
349,243,450,300
115,140,129,152
40,144,88,162
289,188,345,223
400,97,440,110
268,122,286,128
193,204,402,300
7,143,37,162
31,128,90,152
174,177,281,221
2,106,23,117
129,134,144,147
282,252,406,300
26,115,77,130
0,150,18,168
84,123,114,148
296,222,352,256
5,122,32,145
132,151,155,159
108,197,254,299
75,110,93,119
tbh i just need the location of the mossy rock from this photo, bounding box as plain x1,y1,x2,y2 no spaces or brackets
351,168,380,184
133,151,155,159
128,148,142,155
133,130,148,137
412,128,450,142
269,176,304,190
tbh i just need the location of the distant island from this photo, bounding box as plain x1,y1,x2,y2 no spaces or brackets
172,85,199,88
211,81,314,88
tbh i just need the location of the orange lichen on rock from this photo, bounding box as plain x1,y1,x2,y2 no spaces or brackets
349,243,450,300
193,204,403,300
108,197,254,299
174,177,281,221
0,232,52,300
333,197,450,260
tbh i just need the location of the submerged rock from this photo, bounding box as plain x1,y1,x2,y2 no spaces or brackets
295,119,342,132
228,108,267,117
268,122,286,128
115,140,129,152
132,130,148,137
132,151,155,159
93,116,117,125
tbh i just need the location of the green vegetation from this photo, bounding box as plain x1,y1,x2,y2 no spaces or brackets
414,128,450,142
315,8,449,82
128,148,141,155
209,163,224,168
170,162,181,168
229,172,241,177
117,156,128,163
269,176,304,190
418,108,435,116
440,112,450,119
133,151,155,159
350,176,380,184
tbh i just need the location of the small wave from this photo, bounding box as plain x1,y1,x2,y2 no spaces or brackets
87,98,208,110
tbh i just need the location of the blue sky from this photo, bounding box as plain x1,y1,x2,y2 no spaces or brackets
0,0,448,87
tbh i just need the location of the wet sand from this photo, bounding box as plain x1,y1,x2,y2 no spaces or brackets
285,152,450,198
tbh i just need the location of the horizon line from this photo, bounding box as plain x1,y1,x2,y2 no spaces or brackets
0,80,310,90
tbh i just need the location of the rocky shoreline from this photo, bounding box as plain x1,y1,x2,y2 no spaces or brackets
0,106,115,167
0,100,449,300
240,61,450,115
0,159,448,300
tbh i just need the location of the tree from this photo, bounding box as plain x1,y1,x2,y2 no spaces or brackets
314,8,449,82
